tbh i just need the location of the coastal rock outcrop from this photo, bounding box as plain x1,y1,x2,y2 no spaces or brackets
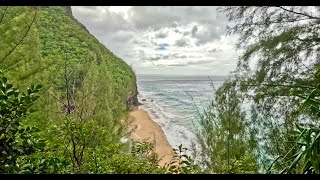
126,83,142,110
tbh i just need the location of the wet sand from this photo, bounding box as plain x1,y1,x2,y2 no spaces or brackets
128,105,174,166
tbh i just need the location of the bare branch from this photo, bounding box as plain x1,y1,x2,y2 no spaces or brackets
278,6,320,20
48,92,67,107
243,83,315,90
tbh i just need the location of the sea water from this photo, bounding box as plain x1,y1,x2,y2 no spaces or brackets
136,74,226,156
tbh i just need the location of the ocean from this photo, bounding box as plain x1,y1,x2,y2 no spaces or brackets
136,74,226,155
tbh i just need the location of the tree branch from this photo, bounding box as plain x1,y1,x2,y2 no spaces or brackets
48,92,67,107
0,6,8,25
240,18,312,27
243,83,316,90
278,6,320,20
4,50,40,71
0,10,37,64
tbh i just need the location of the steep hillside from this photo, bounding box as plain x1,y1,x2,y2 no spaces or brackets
0,6,138,143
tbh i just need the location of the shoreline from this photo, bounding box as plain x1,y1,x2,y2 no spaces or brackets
128,105,174,166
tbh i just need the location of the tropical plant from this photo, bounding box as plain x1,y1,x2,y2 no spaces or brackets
268,84,320,174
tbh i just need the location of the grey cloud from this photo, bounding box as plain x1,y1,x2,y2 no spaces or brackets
166,64,188,67
183,31,190,36
172,21,179,28
72,6,236,75
175,54,187,59
194,24,223,45
128,6,227,36
132,39,154,47
72,7,136,60
208,48,218,53
191,25,198,37
128,6,180,30
72,7,133,38
137,50,161,61
171,53,187,59
144,53,187,62
148,54,170,61
174,29,181,34
149,57,161,61
166,59,214,67
110,30,134,42
73,6,227,48
174,38,190,47
187,59,214,65
155,31,168,39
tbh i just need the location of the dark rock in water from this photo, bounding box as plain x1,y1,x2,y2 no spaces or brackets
151,100,154,102
142,99,147,101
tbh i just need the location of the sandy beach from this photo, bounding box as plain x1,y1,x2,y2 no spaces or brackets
128,105,174,166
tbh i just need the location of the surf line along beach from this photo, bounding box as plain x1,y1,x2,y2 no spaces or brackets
127,105,174,166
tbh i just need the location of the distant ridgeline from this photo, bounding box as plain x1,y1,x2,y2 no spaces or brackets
0,6,139,142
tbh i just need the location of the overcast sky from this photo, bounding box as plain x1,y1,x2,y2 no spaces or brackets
72,6,240,75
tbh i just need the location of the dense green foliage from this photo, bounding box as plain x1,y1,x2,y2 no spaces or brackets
0,6,168,174
0,73,197,173
272,84,320,174
3,5,320,174
0,71,45,173
164,144,202,174
0,6,200,174
0,6,136,135
194,6,320,174
208,6,320,173
196,80,258,174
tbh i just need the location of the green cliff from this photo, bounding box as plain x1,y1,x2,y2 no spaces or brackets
0,6,138,143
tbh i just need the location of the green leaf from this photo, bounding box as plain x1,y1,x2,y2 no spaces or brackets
13,91,19,97
0,95,8,100
7,83,13,89
21,163,32,169
2,77,7,83
27,88,32,95
37,140,46,149
7,89,14,96
2,150,8,155
302,161,312,173
35,84,43,90
287,152,303,173
18,170,32,174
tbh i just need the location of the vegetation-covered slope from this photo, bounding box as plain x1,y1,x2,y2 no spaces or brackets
4,6,319,174
1,6,138,142
1,6,201,174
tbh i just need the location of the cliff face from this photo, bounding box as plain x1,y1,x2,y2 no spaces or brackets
3,6,138,129
53,6,139,111
63,5,140,111
62,6,140,111
126,83,141,110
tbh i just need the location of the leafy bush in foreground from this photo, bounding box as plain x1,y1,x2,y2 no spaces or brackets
0,71,45,173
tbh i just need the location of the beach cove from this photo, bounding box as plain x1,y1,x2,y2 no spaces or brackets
128,105,174,166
